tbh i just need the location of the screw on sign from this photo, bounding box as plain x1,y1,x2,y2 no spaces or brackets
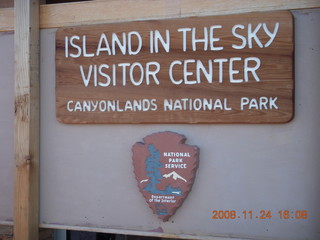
132,131,199,221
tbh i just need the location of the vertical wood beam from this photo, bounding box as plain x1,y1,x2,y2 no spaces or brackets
13,0,40,240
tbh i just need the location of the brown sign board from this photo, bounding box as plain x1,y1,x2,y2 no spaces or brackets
56,11,293,124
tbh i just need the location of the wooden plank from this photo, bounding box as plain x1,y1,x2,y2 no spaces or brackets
13,0,40,240
40,0,320,28
0,8,14,32
0,0,13,8
56,11,294,124
0,0,320,31
0,226,52,240
0,225,13,240
180,0,320,16
41,0,320,29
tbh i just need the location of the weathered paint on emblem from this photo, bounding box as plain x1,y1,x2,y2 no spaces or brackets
132,132,200,221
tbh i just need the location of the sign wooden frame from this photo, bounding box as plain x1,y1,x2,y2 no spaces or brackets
13,0,40,240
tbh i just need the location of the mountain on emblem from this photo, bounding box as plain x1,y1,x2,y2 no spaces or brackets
163,171,187,182
132,131,200,221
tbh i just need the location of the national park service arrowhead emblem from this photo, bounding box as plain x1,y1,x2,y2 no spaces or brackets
132,131,200,221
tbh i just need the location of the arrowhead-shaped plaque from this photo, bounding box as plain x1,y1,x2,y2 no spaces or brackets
132,131,200,221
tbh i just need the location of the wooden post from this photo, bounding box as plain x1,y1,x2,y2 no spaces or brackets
13,0,40,240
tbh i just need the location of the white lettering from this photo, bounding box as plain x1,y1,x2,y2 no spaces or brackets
145,62,160,85
244,57,261,82
232,24,246,49
229,57,243,83
154,30,170,53
184,59,197,84
209,25,223,51
263,22,279,47
169,60,183,85
67,101,74,112
213,58,228,83
241,97,278,110
129,62,144,86
96,33,111,56
192,27,208,51
80,65,93,87
248,23,263,48
111,32,126,55
128,31,142,55
177,28,191,52
69,35,81,58
82,35,94,57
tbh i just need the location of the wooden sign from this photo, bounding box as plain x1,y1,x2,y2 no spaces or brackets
132,132,199,221
56,11,294,124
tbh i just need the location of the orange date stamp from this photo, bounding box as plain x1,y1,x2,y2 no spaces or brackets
212,210,308,220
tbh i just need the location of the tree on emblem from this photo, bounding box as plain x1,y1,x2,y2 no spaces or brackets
144,144,162,193
144,144,182,196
